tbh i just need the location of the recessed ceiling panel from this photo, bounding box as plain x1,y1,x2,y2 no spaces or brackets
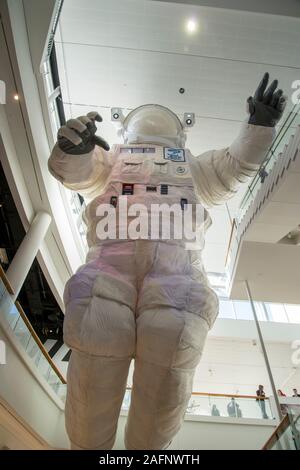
58,42,295,122
59,0,300,68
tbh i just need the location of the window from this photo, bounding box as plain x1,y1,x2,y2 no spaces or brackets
264,303,288,323
233,300,253,320
42,45,88,256
284,304,300,324
219,299,236,319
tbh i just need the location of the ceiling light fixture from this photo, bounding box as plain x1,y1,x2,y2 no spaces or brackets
186,18,198,34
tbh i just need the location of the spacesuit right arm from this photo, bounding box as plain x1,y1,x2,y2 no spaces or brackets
48,112,112,200
188,122,275,208
189,73,287,208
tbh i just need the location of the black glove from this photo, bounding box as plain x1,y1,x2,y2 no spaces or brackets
247,72,287,127
57,111,110,155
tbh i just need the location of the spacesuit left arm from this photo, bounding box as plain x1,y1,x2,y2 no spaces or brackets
189,73,287,208
48,112,112,200
188,122,275,208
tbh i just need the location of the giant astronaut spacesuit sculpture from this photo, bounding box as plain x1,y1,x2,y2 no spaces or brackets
49,73,286,450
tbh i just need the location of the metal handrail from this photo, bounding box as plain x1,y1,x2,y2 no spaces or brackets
189,391,269,400
0,395,50,449
0,265,66,384
0,264,14,295
15,301,66,384
262,414,290,450
125,386,269,400
225,218,237,267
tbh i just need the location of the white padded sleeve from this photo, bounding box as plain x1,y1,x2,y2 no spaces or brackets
188,123,275,208
48,144,113,200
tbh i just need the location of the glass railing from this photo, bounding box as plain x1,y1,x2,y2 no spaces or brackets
0,274,67,404
237,102,300,223
121,389,274,420
185,394,274,420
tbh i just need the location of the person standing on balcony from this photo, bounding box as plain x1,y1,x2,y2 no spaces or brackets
256,384,269,419
227,397,238,417
236,403,243,418
211,404,220,417
277,390,288,415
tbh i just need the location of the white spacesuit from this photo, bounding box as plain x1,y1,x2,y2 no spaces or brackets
48,73,286,450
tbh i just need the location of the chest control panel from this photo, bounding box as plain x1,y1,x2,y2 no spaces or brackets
122,183,134,195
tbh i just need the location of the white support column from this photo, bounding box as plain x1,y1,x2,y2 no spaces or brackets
6,212,51,301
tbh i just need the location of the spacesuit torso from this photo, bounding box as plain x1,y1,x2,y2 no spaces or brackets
84,143,211,248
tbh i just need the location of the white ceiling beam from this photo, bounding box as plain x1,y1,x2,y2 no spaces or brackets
151,0,300,18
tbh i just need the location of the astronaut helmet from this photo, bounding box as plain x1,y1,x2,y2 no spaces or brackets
121,104,186,148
